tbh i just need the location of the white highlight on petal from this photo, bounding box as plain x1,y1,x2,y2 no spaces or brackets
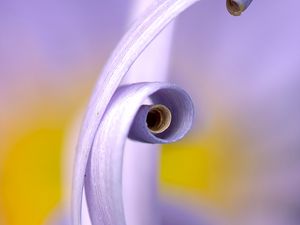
122,1,176,224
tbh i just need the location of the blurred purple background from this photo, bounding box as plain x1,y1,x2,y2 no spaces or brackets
1,0,300,225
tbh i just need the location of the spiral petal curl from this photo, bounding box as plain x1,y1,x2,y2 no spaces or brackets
84,82,194,225
71,0,255,224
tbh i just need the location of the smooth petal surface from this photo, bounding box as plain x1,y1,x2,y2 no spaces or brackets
121,1,176,224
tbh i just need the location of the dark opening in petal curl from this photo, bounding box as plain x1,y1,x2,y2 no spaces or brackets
146,104,172,134
128,85,194,144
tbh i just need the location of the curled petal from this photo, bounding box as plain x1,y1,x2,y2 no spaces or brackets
71,0,201,224
72,0,252,224
84,82,194,225
226,0,254,16
128,85,194,143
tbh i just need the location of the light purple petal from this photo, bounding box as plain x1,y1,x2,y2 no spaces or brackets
72,0,202,224
72,0,254,224
85,82,194,225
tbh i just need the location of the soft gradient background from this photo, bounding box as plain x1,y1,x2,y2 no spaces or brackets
1,0,300,225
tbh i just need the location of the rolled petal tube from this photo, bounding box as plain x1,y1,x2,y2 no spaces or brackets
128,86,194,143
72,0,202,224
226,0,254,16
84,82,194,225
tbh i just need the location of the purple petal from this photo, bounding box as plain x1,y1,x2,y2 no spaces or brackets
71,0,201,224
84,82,194,225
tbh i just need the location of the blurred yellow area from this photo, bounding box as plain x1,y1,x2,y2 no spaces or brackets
0,117,63,225
0,106,247,225
161,120,247,212
0,3,250,225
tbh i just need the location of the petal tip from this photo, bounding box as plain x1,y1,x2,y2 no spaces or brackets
226,0,253,16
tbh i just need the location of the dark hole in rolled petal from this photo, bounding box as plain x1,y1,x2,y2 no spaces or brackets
146,104,171,134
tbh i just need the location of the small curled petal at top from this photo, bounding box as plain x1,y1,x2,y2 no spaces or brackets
226,0,254,16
